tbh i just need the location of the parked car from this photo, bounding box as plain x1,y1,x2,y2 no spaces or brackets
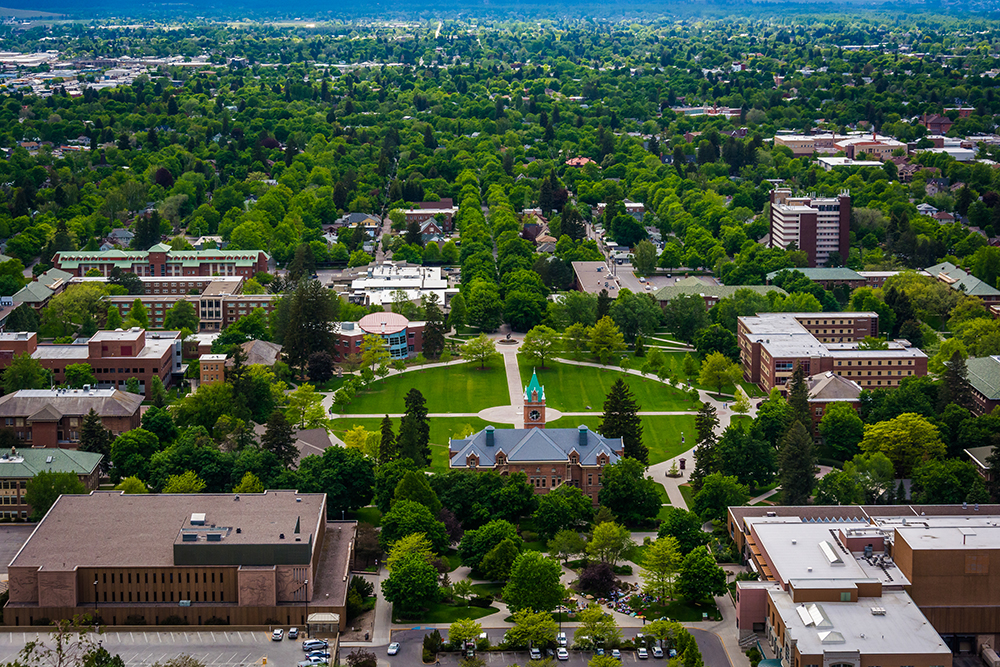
297,658,327,666
557,632,567,647
652,647,664,658
612,649,622,659
307,652,330,661
638,648,649,659
557,648,569,661
288,628,299,640
529,647,542,660
387,643,400,656
270,629,283,642
302,640,329,652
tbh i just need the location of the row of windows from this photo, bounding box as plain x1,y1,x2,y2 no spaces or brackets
0,481,25,490
102,590,225,603
836,359,914,366
103,571,223,584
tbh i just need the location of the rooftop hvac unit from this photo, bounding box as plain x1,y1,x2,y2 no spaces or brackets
207,533,222,542
181,533,197,542
190,513,206,525
870,607,886,616
179,600,191,607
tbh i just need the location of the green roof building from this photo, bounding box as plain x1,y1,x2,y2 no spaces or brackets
53,246,270,280
652,277,787,308
0,447,103,521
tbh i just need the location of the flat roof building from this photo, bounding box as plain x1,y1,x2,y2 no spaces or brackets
737,312,927,393
333,312,425,362
5,490,354,630
53,244,269,279
339,262,457,307
769,189,851,268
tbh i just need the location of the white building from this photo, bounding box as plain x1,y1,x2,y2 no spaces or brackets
344,262,457,307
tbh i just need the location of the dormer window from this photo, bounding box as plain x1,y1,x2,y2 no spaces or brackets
570,455,578,464
497,454,506,464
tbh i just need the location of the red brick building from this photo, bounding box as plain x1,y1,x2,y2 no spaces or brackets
0,447,103,520
332,312,425,362
0,330,183,399
0,388,142,446
53,244,269,279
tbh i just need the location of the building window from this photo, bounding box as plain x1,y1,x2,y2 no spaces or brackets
840,592,850,601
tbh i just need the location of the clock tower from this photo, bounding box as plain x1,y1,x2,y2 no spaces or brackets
523,369,546,429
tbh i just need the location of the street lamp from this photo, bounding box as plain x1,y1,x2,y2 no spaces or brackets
93,579,98,624
302,579,309,639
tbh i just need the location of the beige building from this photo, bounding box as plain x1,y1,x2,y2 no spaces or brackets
199,354,226,386
769,189,851,267
5,491,354,630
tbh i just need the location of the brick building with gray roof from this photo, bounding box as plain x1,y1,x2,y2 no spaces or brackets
0,388,143,448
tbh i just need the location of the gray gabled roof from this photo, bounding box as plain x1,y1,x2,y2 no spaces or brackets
0,447,102,478
766,268,864,282
0,388,143,419
966,356,1000,401
653,277,786,303
924,262,1000,298
449,425,622,468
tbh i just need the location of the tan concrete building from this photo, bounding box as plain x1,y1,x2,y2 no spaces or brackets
199,354,226,386
769,189,851,268
5,491,354,630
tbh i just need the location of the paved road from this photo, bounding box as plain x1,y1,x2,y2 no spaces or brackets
0,629,312,667
0,525,34,574
379,627,731,667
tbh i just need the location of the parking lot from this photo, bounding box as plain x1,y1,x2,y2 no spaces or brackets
0,630,312,667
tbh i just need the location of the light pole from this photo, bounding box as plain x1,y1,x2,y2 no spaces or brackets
93,579,98,624
303,579,309,639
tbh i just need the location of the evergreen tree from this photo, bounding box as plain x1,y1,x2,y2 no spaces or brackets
79,408,112,475
398,389,430,466
690,403,719,491
421,293,446,359
448,293,467,330
282,279,339,372
777,421,817,506
597,288,612,320
786,363,810,428
379,414,397,466
262,409,298,469
938,350,974,412
599,378,648,464
6,304,38,332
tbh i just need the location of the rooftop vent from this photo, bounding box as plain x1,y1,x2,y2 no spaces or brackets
45,456,52,464
182,533,197,542
485,425,495,447
579,425,588,447
206,533,222,542
870,607,886,616
190,513,206,525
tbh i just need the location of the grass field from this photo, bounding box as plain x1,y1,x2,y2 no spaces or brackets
546,414,696,466
518,359,697,412
396,601,499,623
679,483,696,509
335,359,508,414
330,416,514,473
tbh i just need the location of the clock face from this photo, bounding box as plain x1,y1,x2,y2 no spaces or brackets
528,409,542,422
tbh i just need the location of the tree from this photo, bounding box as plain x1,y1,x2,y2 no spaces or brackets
281,279,339,372
114,476,148,494
574,604,622,650
481,537,521,580
380,500,449,553
232,471,265,493
163,300,199,331
662,294,709,343
3,352,47,392
521,325,559,369
345,649,376,667
307,351,334,384
394,470,443,515
588,316,627,363
600,378,648,463
818,402,864,460
547,529,587,564
939,350,974,412
109,428,160,483
675,547,727,603
786,363,810,427
502,551,565,613
261,409,298,469
381,552,439,616
449,619,483,649
378,415,398,466
691,403,720,490
640,536,681,599
693,325,739,360
505,609,558,649
128,298,148,328
715,424,776,489
296,446,375,518
284,383,326,428
386,533,434,571
24,470,86,521
106,304,123,329
586,521,634,568
731,387,751,415
459,519,519,571
632,240,657,275
579,561,616,597
698,352,742,398
460,334,498,369
911,458,979,504
657,508,709,555
361,333,390,376
598,458,661,524
422,293,447,359
859,413,946,477
375,458,415,513
163,470,208,494
681,352,699,381
467,280,504,332
398,388,431,466
692,473,749,523
778,421,817,505
533,484,594,537
79,408,113,475
64,363,96,389
449,292,467,329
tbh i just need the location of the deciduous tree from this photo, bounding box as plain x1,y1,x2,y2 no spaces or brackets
503,551,565,613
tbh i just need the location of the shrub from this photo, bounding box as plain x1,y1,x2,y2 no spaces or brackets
123,615,147,625
423,630,443,653
349,575,375,598
747,647,762,667
204,617,229,625
422,648,435,663
469,595,494,608
160,615,187,625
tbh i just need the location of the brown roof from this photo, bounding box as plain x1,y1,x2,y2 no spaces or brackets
240,340,282,366
0,389,143,419
806,371,863,402
312,522,356,606
10,490,326,570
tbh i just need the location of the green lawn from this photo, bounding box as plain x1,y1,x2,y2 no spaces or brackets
625,542,649,565
445,549,463,572
546,414,696,466
335,359,508,414
330,417,514,473
471,583,505,598
679,483,696,510
395,602,499,624
518,358,697,413
522,540,547,552
627,597,720,622
347,506,382,527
